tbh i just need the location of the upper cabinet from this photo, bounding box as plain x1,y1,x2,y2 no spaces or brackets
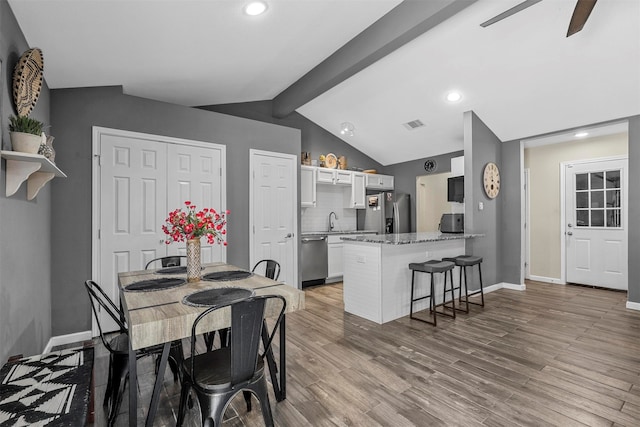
365,173,394,190
350,173,366,209
317,168,352,185
300,165,316,207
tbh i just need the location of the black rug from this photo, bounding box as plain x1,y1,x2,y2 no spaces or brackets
0,346,94,426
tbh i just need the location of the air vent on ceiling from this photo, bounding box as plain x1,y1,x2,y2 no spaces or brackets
402,119,425,130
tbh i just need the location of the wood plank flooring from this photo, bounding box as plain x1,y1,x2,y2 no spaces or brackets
83,280,640,426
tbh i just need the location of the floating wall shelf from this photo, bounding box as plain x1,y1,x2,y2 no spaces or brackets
1,151,66,200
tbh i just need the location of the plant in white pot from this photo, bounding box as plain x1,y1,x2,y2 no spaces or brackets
9,115,44,154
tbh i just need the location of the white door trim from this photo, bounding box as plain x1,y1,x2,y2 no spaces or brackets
559,154,628,285
248,149,298,288
523,168,530,280
91,126,227,336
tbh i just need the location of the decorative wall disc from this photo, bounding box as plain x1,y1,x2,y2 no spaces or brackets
12,48,44,116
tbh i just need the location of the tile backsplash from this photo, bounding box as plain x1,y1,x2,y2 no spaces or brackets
301,185,357,232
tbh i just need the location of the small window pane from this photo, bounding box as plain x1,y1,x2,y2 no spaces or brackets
590,172,604,190
576,174,589,190
606,170,620,189
606,190,620,208
576,210,589,227
606,209,621,228
576,192,589,208
591,191,604,208
591,210,604,227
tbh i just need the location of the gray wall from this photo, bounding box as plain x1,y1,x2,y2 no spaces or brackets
627,115,640,303
499,141,522,285
464,111,502,288
50,86,300,335
200,101,383,171
0,0,52,362
382,150,464,232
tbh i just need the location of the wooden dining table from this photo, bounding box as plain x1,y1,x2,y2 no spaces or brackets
118,262,305,427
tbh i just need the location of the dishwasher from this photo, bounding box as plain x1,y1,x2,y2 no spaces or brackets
301,235,328,286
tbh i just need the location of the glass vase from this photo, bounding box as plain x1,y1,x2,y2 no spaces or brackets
186,237,202,282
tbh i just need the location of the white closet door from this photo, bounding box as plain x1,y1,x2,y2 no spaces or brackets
99,133,168,331
167,143,226,263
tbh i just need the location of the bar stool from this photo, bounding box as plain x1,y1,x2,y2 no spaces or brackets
442,255,484,313
408,259,456,326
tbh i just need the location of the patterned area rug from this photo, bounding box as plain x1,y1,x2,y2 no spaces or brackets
0,346,93,426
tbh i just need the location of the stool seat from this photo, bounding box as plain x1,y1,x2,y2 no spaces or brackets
409,260,454,274
442,255,483,266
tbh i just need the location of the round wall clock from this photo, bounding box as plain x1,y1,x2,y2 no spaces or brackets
483,162,501,199
424,159,437,172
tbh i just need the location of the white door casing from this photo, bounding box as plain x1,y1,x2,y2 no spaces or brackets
249,150,298,288
563,157,628,290
92,127,226,335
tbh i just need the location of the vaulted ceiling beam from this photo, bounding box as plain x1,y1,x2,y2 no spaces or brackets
271,0,478,118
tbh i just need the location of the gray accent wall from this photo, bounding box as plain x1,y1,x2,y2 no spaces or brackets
199,101,383,172
50,86,300,336
382,150,464,232
464,111,502,288
0,0,52,362
499,141,522,285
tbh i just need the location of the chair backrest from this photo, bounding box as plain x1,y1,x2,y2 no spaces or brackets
84,280,127,353
251,259,280,281
189,294,286,387
145,255,186,270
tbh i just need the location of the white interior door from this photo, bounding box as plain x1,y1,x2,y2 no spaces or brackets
167,143,226,263
250,150,298,288
564,158,628,289
98,133,168,331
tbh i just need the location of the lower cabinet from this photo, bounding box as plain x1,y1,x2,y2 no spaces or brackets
327,235,344,282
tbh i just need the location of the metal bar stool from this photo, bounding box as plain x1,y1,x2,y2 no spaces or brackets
408,259,456,326
442,255,484,313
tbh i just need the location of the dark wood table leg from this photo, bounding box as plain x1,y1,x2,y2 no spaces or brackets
128,344,137,427
146,342,171,427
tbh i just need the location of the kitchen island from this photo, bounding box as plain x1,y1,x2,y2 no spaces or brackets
341,232,483,324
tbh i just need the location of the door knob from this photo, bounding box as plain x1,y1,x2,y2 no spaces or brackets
567,223,573,228
567,231,573,236
284,233,293,238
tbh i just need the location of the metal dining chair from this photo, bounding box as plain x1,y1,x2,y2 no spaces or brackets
252,259,281,281
84,280,183,425
177,295,286,427
145,255,187,270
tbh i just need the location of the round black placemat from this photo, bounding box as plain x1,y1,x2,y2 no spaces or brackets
182,287,255,307
156,266,187,274
124,278,186,292
203,270,254,281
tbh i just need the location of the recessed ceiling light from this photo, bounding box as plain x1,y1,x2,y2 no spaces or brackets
244,1,268,16
574,131,589,138
446,91,462,102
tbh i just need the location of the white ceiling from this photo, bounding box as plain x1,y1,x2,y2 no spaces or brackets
9,0,640,166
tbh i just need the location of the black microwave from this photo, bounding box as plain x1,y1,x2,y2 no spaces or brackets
447,176,464,203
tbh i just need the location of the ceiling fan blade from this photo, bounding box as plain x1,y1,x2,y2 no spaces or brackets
567,0,598,37
480,0,543,27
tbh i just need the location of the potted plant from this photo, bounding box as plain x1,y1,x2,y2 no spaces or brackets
9,115,44,154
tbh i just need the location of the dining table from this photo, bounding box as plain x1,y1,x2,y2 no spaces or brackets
118,262,306,427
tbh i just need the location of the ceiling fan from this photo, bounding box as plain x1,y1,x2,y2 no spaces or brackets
480,0,598,37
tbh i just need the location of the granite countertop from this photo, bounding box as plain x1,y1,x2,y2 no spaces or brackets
340,232,484,245
301,230,378,237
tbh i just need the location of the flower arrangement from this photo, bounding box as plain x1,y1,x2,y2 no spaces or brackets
162,201,228,246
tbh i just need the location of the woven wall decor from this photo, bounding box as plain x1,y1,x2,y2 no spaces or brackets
12,47,44,116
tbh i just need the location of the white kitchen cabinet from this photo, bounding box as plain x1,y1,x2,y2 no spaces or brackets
365,173,394,190
317,168,352,185
327,234,344,282
350,172,366,208
301,165,316,207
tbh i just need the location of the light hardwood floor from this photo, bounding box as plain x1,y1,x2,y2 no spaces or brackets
85,280,640,426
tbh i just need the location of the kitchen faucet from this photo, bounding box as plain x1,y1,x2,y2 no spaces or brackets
329,211,337,232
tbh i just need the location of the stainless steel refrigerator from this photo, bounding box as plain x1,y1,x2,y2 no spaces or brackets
360,192,411,234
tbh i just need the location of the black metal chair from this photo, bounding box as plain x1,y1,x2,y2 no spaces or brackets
442,255,485,313
145,255,187,270
176,295,286,427
252,259,281,281
84,280,183,426
408,259,456,326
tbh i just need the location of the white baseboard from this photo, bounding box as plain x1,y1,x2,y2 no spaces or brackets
43,330,93,354
483,284,503,294
500,282,527,291
626,301,640,311
529,275,565,285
